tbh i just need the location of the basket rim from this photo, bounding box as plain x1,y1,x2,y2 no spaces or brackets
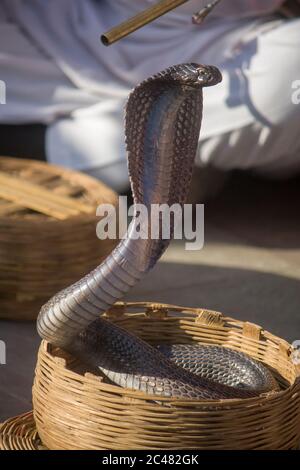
0,156,118,223
0,411,45,451
107,301,299,361
37,301,300,405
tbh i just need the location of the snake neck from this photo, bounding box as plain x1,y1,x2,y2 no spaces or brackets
37,76,203,350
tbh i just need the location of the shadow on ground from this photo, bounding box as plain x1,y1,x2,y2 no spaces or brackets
205,171,300,249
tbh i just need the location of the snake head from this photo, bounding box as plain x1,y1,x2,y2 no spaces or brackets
164,63,222,88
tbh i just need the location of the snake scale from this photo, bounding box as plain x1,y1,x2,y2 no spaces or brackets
37,63,278,399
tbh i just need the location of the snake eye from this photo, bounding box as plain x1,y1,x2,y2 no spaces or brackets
196,65,223,87
198,69,211,80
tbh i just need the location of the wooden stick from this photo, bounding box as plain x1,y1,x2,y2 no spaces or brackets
101,0,189,46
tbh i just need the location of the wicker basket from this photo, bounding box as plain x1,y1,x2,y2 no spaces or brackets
0,156,118,320
0,412,46,450
32,302,300,450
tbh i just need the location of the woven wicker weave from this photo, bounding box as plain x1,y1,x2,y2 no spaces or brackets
32,302,300,450
0,156,118,320
0,412,46,450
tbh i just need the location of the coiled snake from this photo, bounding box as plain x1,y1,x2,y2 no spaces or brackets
37,64,278,399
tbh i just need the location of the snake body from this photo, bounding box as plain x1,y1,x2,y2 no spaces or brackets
37,64,277,399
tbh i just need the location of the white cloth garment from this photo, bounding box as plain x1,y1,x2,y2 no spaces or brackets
0,0,299,190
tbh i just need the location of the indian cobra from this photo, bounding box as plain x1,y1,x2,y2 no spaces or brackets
37,63,278,399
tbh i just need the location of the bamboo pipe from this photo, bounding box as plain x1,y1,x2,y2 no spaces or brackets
101,0,220,46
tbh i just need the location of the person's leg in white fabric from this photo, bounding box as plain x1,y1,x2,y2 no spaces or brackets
197,18,300,178
36,15,300,191
1,1,300,193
